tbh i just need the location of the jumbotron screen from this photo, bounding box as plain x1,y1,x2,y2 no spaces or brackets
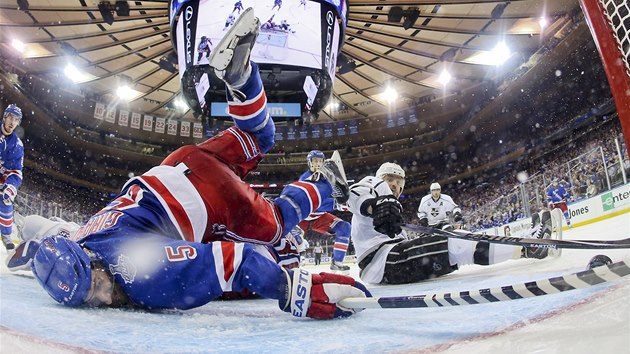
175,0,323,71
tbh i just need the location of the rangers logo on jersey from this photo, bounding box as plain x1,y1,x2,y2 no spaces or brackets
109,254,137,284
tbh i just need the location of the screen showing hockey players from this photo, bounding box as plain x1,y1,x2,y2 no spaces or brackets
192,0,322,69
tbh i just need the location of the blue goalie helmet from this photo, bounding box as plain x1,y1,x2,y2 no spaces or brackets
31,236,92,307
306,150,325,162
307,150,325,172
3,104,22,121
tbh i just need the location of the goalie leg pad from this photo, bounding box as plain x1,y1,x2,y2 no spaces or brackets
6,239,40,271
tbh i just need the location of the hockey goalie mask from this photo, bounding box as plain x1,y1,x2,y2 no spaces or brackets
376,162,406,198
307,150,325,172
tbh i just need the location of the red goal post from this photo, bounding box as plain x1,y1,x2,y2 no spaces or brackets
579,0,630,156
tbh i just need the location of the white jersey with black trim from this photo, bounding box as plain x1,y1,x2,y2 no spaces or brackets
347,175,406,283
416,193,461,226
20,215,81,242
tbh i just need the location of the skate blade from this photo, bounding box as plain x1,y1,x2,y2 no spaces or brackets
208,7,259,71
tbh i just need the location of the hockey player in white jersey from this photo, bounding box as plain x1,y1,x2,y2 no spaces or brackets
347,162,559,285
416,182,462,230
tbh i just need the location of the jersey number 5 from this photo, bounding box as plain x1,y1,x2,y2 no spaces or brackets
165,245,197,262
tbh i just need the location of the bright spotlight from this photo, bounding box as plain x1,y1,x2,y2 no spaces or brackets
539,17,548,29
64,64,82,82
438,70,452,85
491,42,511,66
11,39,25,52
116,85,133,99
384,86,398,103
174,97,188,111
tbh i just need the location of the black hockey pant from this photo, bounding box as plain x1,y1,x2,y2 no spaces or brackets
381,236,457,284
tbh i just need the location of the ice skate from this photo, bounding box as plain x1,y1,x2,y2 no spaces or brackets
208,7,260,93
309,151,350,204
522,210,553,259
1,233,15,250
330,260,350,273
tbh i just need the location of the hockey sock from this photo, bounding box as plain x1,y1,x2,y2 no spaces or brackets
448,238,521,266
226,62,275,153
331,221,351,263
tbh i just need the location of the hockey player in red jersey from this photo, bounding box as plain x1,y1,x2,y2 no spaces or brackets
23,8,370,318
298,150,352,272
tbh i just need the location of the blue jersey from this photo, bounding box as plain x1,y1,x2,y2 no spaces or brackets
0,132,24,197
73,183,284,309
547,184,570,203
299,170,334,212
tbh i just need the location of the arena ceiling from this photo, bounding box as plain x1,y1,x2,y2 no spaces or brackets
0,0,583,121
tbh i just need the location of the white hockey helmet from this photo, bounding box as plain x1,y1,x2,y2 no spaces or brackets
430,182,441,191
376,162,405,180
376,162,405,197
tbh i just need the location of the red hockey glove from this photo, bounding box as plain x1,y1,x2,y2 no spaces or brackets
279,268,371,319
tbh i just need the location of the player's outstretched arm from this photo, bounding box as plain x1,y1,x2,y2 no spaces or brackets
233,244,371,319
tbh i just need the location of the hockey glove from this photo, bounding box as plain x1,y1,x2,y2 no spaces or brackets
279,268,371,319
2,186,15,205
6,240,40,271
453,211,463,223
369,195,403,238
418,217,428,227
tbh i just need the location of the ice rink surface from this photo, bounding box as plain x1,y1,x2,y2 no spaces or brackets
1,213,629,353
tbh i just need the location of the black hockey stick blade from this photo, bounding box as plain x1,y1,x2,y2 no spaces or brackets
339,259,630,309
402,224,630,250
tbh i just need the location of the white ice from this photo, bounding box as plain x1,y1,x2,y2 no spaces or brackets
1,214,629,353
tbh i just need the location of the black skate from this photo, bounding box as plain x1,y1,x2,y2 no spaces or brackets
208,7,260,100
1,233,15,250
309,151,350,204
330,260,350,272
523,210,552,259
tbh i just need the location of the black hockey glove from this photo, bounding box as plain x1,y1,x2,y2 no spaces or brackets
369,195,403,238
419,217,428,227
453,211,463,223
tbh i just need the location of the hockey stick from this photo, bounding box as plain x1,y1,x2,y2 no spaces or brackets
402,224,630,250
339,259,630,309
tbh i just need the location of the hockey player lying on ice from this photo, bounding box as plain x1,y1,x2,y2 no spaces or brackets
10,8,370,319
348,162,559,284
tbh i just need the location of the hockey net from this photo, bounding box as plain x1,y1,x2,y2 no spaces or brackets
254,30,289,61
579,0,630,156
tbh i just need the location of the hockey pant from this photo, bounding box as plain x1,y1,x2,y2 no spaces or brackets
381,236,457,285
156,62,332,245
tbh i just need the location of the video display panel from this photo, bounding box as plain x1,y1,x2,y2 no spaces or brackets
189,0,323,69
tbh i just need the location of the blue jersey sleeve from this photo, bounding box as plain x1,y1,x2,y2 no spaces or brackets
2,135,24,191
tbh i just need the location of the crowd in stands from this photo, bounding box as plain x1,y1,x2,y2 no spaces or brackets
446,119,628,231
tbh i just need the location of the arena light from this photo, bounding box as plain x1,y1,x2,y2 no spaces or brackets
116,85,133,99
174,97,188,111
64,64,82,82
539,17,548,30
438,70,452,86
383,86,398,104
490,42,511,66
11,39,25,53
